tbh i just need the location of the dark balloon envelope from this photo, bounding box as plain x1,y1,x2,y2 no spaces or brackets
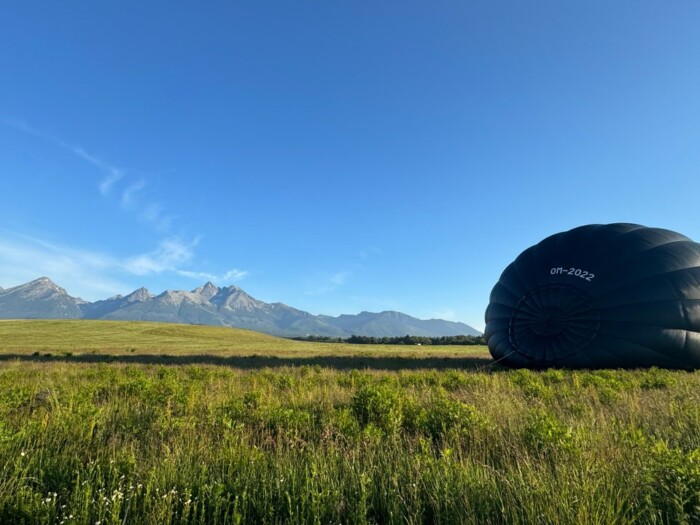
485,223,700,369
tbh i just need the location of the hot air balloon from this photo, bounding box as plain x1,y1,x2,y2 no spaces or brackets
484,223,700,369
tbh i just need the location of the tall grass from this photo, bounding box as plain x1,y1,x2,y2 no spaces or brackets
0,362,697,524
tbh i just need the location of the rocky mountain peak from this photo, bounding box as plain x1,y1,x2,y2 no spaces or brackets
30,276,62,289
0,277,85,318
192,282,219,300
12,277,71,299
156,289,187,306
209,285,263,311
219,284,242,294
125,287,152,303
0,277,480,336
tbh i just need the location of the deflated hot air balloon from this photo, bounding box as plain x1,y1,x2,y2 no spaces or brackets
485,223,700,369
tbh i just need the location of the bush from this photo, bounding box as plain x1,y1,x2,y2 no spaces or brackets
640,368,678,390
351,384,403,435
522,410,573,454
644,441,700,523
510,369,553,400
425,395,490,441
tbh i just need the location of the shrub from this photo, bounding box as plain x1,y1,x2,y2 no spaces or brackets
351,384,403,435
644,441,700,523
510,369,553,400
425,395,490,441
640,368,678,390
522,409,573,454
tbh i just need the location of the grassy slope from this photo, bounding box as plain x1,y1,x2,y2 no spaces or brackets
0,319,489,359
0,319,284,354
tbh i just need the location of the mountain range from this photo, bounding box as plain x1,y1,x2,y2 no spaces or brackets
0,277,480,337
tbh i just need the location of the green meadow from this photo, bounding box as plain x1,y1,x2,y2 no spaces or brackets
0,320,698,524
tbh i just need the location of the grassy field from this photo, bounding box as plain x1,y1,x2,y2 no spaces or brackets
0,320,698,524
0,319,488,359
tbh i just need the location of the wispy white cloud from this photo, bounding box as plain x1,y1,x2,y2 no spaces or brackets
0,231,249,299
121,179,146,208
124,238,250,285
2,118,42,136
305,271,351,295
3,119,127,198
2,122,248,295
222,268,249,281
140,203,175,232
3,120,173,233
0,232,127,300
123,238,198,276
177,268,249,283
70,146,125,196
61,145,167,233
99,172,123,195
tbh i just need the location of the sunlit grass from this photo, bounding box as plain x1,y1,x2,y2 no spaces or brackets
0,319,488,358
0,321,697,523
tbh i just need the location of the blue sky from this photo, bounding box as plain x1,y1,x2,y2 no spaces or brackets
2,1,700,331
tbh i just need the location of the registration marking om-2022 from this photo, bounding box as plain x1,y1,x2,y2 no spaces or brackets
550,267,595,281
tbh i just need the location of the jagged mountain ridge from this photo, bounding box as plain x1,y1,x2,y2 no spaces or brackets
0,277,86,319
0,277,480,337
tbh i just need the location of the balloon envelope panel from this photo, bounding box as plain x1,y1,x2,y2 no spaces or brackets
484,223,700,369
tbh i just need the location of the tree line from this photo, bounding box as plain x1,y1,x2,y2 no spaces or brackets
290,334,486,345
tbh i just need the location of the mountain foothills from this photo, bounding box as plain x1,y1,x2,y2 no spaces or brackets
0,278,479,337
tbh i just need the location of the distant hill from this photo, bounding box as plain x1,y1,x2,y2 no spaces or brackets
0,277,480,337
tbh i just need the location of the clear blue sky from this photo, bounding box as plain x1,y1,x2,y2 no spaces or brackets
2,1,700,331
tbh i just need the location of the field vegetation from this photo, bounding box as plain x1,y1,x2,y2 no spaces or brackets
0,320,485,360
0,320,698,524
